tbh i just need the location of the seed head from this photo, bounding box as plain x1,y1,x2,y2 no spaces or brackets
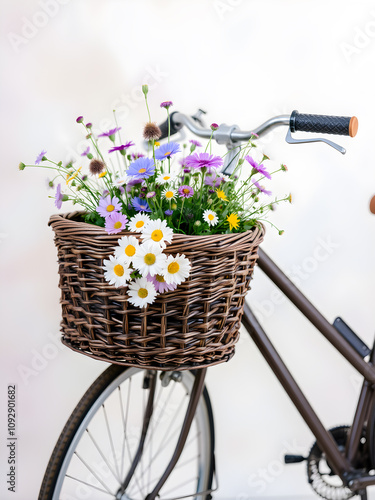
89,159,105,175
143,122,162,141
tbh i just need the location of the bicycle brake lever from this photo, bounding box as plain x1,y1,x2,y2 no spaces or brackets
285,128,346,154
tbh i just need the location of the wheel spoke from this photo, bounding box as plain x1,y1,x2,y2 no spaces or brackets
65,474,115,496
74,451,115,495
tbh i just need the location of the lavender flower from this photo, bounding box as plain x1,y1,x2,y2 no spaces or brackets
81,146,90,157
184,152,223,173
165,209,173,216
35,150,47,165
160,101,173,109
108,141,135,154
155,142,181,160
98,127,121,139
131,197,152,212
178,185,194,198
146,191,156,198
252,180,272,196
189,139,202,147
246,155,271,180
54,183,63,209
127,157,155,178
131,152,145,160
105,212,128,234
147,273,177,293
96,195,122,218
126,177,143,193
204,173,223,188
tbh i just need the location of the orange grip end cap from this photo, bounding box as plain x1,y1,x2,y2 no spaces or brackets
370,195,375,214
349,116,358,137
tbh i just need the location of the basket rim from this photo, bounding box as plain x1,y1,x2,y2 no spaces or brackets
48,211,265,244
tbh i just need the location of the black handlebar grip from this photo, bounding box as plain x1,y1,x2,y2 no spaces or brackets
157,111,182,141
290,110,358,137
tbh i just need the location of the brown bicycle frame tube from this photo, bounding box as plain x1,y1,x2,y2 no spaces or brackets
242,248,375,486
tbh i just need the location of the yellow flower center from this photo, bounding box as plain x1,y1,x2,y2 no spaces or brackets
135,221,144,228
138,288,148,299
151,229,163,242
144,253,156,265
183,188,190,194
165,151,171,156
155,274,165,283
114,264,124,277
125,244,136,257
163,176,171,180
114,221,122,229
167,262,180,274
138,168,146,173
208,214,214,221
165,191,173,199
107,204,115,212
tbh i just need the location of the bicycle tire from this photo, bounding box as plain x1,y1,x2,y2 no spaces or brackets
38,364,215,500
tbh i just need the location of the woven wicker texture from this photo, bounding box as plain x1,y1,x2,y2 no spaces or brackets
49,212,264,370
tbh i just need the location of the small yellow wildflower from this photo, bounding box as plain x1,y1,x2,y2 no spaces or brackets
216,189,228,202
226,213,240,231
66,167,82,184
154,141,160,147
98,170,107,178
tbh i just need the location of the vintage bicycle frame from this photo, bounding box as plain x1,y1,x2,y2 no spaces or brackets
139,113,372,500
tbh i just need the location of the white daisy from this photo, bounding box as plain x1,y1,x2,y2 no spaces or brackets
128,278,157,308
133,240,167,277
114,235,140,264
203,209,219,226
162,187,177,201
102,255,132,287
162,254,191,285
127,213,151,233
156,172,176,184
115,174,130,186
141,219,174,249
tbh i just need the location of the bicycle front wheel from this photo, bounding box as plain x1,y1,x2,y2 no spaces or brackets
39,365,215,500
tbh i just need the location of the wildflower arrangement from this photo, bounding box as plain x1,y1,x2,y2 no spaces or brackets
19,86,290,308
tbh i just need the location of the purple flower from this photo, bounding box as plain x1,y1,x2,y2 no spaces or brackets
81,146,90,157
76,116,84,123
98,127,121,138
210,123,219,131
131,197,152,212
105,212,128,234
155,141,181,160
131,152,145,160
35,150,47,165
146,191,156,198
147,273,177,293
108,141,135,154
252,180,272,196
160,101,173,109
178,185,194,198
246,156,271,180
86,122,92,129
204,173,223,188
189,139,202,147
185,152,223,173
96,195,122,218
127,157,155,179
54,183,63,209
165,209,173,216
126,177,144,193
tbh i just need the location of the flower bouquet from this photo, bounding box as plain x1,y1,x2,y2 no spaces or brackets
20,86,290,370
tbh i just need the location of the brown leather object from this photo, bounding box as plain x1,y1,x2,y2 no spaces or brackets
49,212,264,370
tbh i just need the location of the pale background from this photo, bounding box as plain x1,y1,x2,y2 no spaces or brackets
1,0,375,499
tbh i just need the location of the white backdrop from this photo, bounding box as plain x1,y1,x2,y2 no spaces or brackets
1,0,375,499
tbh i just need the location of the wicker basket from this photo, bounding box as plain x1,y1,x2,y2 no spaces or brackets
49,212,264,370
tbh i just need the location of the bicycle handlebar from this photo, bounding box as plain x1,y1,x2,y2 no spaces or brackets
157,110,358,144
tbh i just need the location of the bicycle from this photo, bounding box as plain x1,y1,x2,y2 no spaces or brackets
38,109,373,500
